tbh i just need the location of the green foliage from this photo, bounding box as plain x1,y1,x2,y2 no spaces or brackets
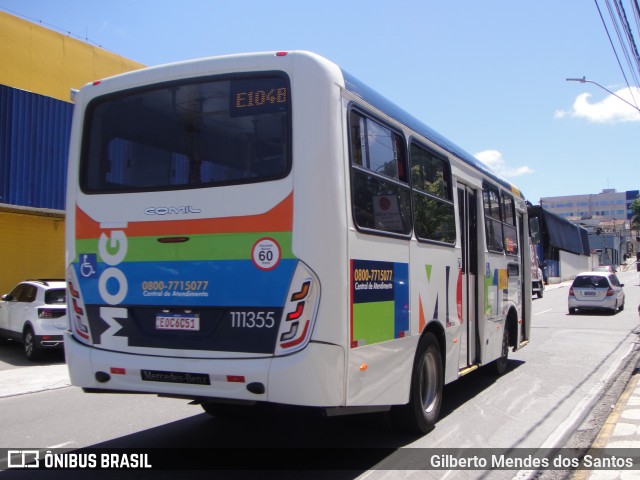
631,195,640,228
631,195,640,218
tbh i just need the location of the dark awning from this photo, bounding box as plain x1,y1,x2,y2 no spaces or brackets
542,209,590,256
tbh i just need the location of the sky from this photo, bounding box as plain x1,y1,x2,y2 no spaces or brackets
2,0,639,205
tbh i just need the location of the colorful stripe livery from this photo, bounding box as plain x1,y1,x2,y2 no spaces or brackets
71,193,296,309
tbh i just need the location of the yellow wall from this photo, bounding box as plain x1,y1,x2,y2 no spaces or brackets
0,209,65,294
0,12,144,292
0,11,145,102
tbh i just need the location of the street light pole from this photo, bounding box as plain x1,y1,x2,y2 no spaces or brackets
565,76,640,114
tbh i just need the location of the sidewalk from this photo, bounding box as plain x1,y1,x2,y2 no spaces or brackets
577,369,640,479
0,363,69,398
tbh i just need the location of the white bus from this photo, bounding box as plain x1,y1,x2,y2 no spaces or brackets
65,51,531,432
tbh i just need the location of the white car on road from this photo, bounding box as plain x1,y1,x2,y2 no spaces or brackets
568,271,625,315
0,279,68,360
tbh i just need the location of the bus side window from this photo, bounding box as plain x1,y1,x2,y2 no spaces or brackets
502,194,519,256
350,114,365,167
409,143,455,244
483,187,504,252
482,185,519,255
348,110,411,236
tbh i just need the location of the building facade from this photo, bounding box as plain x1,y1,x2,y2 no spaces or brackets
540,189,639,268
0,11,144,294
540,189,639,223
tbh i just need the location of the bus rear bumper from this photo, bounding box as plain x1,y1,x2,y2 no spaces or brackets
64,333,345,406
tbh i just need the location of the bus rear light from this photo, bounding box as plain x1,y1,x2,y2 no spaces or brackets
74,316,89,339
110,367,126,375
286,302,305,321
280,321,310,349
275,262,320,356
74,317,88,332
275,51,288,57
72,298,84,315
226,375,245,383
68,271,91,342
291,281,310,301
280,322,299,342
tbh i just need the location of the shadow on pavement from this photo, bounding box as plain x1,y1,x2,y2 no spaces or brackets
0,339,65,368
0,360,524,479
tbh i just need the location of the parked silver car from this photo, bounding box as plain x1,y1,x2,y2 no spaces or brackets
568,271,625,315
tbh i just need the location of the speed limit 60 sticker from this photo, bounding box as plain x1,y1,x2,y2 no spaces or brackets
251,237,281,271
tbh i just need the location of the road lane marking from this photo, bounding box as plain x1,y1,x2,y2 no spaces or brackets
533,309,552,316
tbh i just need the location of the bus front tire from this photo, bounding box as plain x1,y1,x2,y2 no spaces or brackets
393,332,443,434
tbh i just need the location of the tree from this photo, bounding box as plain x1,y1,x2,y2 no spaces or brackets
631,195,640,231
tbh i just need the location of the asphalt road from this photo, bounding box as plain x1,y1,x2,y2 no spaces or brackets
1,269,639,480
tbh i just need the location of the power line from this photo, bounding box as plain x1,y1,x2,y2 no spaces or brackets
615,0,640,81
607,0,640,86
594,0,640,109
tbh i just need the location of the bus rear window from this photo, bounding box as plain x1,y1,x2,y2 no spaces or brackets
81,74,290,193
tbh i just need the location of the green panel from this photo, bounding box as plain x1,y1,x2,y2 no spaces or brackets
74,231,293,263
484,275,493,316
353,301,395,346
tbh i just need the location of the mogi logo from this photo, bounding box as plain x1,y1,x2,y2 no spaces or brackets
8,450,39,468
98,231,128,305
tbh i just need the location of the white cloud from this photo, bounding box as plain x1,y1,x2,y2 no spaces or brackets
474,150,534,178
556,87,640,123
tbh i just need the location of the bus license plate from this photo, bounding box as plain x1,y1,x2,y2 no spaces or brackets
155,313,200,331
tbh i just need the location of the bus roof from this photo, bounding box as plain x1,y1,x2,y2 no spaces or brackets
341,70,524,199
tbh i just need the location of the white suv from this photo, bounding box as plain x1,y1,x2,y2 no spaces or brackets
0,280,68,360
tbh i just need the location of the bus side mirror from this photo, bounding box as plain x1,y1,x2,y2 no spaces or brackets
529,217,541,245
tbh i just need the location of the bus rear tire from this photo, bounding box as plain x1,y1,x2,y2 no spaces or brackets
492,326,509,376
393,332,443,434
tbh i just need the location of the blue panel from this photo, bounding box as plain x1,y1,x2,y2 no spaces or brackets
72,259,297,307
0,85,73,210
393,262,409,337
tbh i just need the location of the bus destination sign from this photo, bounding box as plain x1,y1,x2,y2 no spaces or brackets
230,77,288,117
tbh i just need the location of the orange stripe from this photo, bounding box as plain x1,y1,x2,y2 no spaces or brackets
76,192,293,239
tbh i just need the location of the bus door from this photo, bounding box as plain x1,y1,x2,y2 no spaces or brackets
518,212,528,344
457,185,479,368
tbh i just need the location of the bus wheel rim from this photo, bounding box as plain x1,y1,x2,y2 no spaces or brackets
420,351,438,414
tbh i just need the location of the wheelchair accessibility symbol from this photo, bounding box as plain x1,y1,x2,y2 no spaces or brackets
80,254,97,278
